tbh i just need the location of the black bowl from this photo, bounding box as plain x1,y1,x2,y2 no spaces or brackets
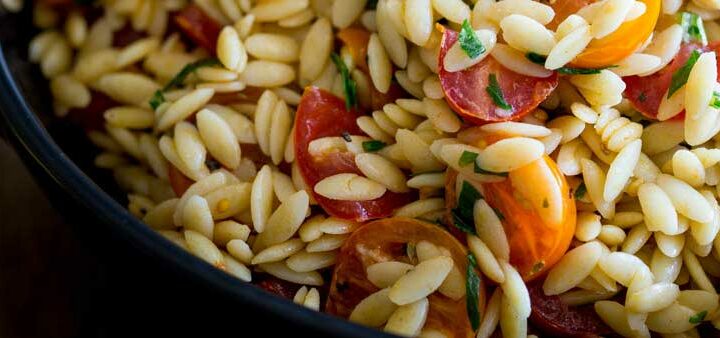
0,7,392,338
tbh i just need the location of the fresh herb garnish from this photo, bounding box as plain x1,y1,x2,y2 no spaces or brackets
574,182,587,200
486,74,512,110
466,254,481,331
341,131,352,142
331,52,358,111
710,92,720,109
678,12,707,45
458,19,485,59
526,52,547,65
531,261,545,274
148,58,221,110
451,181,480,235
459,151,479,166
668,50,701,98
468,253,478,268
525,52,615,74
689,310,707,324
638,92,647,102
362,140,387,152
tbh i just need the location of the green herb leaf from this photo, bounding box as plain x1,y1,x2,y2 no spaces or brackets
531,261,545,274
486,74,512,110
468,253,478,268
711,92,720,109
466,255,481,331
689,310,707,324
331,53,358,111
474,161,509,177
341,131,352,142
458,19,485,59
556,66,616,75
451,181,481,235
148,58,220,109
149,90,165,110
668,50,701,98
459,151,479,166
526,52,547,65
362,140,387,152
574,182,587,200
678,12,707,45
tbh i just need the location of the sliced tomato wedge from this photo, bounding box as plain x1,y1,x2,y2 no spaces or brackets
67,91,119,131
624,42,719,119
528,282,613,337
438,28,558,124
572,0,660,68
445,134,576,281
326,217,482,338
173,4,222,53
295,87,415,221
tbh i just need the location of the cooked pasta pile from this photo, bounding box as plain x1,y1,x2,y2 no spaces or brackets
19,0,720,336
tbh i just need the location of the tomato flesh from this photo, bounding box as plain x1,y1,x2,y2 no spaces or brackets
326,217,481,338
528,281,613,337
624,43,719,119
294,87,416,221
173,4,222,53
438,28,558,124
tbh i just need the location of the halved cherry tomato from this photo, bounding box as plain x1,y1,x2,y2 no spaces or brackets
570,0,661,68
173,4,222,53
337,28,408,111
528,281,612,337
445,134,576,281
294,87,416,221
168,165,194,197
113,23,147,48
337,27,371,72
67,91,119,131
326,217,483,338
438,28,559,124
624,42,719,119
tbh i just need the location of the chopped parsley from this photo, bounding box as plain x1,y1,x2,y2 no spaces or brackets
525,52,615,74
474,161,509,177
331,52,358,111
531,261,545,274
452,181,480,235
466,254,481,331
711,92,720,109
459,150,479,166
148,58,221,110
526,52,547,65
668,50,701,98
362,140,387,152
486,74,512,110
458,19,485,59
678,12,707,45
689,310,707,324
574,183,587,200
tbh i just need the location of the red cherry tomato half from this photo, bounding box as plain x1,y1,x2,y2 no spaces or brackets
326,217,482,338
173,4,222,53
624,42,720,119
294,87,416,222
438,28,558,125
528,282,613,337
67,91,119,131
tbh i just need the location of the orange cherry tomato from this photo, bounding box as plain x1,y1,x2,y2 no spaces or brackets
445,135,576,281
337,27,371,72
570,0,661,68
326,217,483,338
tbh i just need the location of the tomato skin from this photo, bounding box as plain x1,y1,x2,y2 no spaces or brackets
295,87,416,221
438,28,559,124
67,91,119,131
571,0,661,68
326,217,482,338
173,4,222,53
528,282,613,337
624,43,719,119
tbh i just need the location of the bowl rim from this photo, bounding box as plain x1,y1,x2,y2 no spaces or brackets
0,43,394,338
